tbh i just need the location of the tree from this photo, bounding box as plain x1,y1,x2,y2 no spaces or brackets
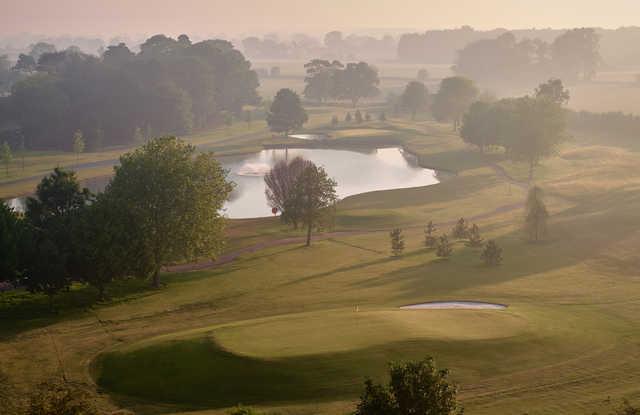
106,137,233,287
365,112,372,121
460,101,494,152
390,228,405,257
333,62,380,107
72,130,85,164
13,54,37,72
264,156,314,228
0,201,22,284
525,186,549,242
355,357,462,415
424,220,437,248
287,163,337,246
23,168,91,308
345,112,353,122
552,28,600,81
481,240,503,266
303,59,343,102
509,96,566,181
331,115,339,128
401,81,429,120
451,218,469,239
467,223,484,247
72,194,129,300
378,112,386,122
436,235,453,259
355,109,363,123
245,109,252,128
133,127,144,144
90,127,104,152
267,88,308,136
535,78,570,105
0,141,12,177
417,68,429,82
432,76,478,130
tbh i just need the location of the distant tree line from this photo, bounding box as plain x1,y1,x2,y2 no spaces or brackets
453,29,600,85
0,34,260,151
567,109,640,141
0,137,232,306
303,59,380,106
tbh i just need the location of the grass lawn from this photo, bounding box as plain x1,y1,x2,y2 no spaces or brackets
2,113,640,415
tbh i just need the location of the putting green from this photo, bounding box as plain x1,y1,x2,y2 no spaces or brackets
211,308,526,358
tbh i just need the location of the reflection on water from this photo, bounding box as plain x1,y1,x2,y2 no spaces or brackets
5,147,440,219
224,147,439,218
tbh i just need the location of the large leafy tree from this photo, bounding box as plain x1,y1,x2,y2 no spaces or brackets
303,59,343,103
509,96,566,181
460,101,494,152
267,89,308,136
535,78,570,105
552,28,600,81
355,357,462,415
286,163,337,246
106,137,233,287
432,76,478,130
400,81,429,120
333,62,380,107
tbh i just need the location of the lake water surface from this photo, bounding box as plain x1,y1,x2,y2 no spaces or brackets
6,147,440,219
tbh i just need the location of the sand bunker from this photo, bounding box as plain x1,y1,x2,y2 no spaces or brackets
400,301,507,310
289,133,329,140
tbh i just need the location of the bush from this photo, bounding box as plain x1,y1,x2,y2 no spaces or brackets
436,235,453,259
451,218,469,239
355,357,462,415
481,240,503,266
27,380,98,415
390,228,405,257
466,223,484,247
424,220,437,249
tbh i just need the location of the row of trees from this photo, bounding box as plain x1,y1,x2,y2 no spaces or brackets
303,60,380,106
460,79,568,180
389,220,503,266
454,29,600,85
1,34,260,151
0,137,232,305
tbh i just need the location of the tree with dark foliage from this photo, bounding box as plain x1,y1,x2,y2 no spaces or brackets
355,357,462,415
267,89,308,136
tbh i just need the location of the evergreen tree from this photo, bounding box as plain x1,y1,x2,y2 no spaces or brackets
525,186,549,242
331,115,339,128
345,112,353,122
451,218,469,239
390,228,405,257
436,235,453,259
379,112,387,122
466,223,484,247
72,130,85,164
0,141,12,177
424,220,437,249
481,240,503,266
355,110,363,123
267,88,308,136
133,127,144,144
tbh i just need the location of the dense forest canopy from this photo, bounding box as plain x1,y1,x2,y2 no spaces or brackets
0,34,260,151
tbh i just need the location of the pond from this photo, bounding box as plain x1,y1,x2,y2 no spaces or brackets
5,147,441,219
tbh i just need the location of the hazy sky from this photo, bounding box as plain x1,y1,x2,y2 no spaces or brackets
3,0,640,37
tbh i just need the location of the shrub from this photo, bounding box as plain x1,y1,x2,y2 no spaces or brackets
390,228,405,257
436,235,453,259
466,223,484,247
424,220,437,248
481,240,503,266
451,218,469,239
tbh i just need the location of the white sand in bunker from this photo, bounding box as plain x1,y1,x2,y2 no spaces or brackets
400,301,508,310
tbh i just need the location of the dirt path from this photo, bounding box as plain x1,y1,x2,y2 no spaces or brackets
168,163,529,273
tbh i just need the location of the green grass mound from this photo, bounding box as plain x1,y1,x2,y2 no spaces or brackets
96,308,528,408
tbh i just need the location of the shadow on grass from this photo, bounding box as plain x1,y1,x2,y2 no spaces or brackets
97,332,555,414
0,277,155,339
